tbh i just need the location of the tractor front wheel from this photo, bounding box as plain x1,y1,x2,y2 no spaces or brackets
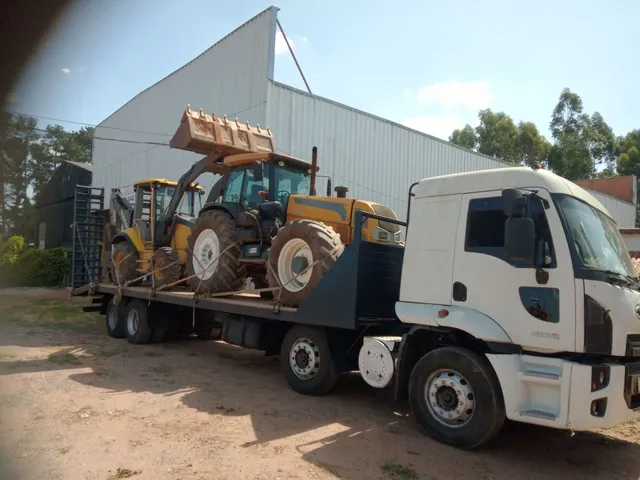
152,247,182,288
267,220,343,306
185,210,246,294
112,241,141,286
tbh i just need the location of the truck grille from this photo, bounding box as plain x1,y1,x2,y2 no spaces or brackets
626,335,640,358
625,362,640,410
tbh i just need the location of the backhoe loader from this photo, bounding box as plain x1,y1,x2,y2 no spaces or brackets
105,178,203,287
163,106,403,305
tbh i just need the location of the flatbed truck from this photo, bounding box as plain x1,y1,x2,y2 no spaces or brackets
74,166,640,449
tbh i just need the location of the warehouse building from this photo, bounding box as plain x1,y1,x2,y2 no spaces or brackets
91,6,636,227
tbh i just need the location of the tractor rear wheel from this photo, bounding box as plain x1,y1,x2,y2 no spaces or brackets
267,220,344,306
112,241,141,286
152,247,182,288
185,210,246,294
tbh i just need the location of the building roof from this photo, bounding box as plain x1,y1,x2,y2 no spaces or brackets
65,160,92,171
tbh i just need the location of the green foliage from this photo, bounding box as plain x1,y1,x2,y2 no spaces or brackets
0,235,70,287
449,124,477,150
1,113,93,238
0,235,24,264
449,87,626,181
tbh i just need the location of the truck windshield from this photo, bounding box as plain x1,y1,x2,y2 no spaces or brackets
553,194,636,277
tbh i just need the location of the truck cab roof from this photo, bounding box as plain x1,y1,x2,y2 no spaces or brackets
415,167,610,219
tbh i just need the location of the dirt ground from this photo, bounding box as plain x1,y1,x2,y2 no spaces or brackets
1,290,639,480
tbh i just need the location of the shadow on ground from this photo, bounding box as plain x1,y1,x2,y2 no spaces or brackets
1,292,639,479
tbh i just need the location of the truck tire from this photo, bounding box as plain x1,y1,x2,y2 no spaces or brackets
124,300,153,345
408,347,505,450
112,241,141,286
105,297,126,338
185,210,246,294
267,220,344,306
152,247,182,288
280,325,340,395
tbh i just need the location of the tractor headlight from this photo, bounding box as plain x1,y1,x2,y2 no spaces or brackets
373,226,392,242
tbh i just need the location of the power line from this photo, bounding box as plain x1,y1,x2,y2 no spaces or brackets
6,111,174,138
93,136,169,146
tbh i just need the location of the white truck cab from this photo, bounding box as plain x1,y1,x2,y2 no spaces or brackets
392,166,640,448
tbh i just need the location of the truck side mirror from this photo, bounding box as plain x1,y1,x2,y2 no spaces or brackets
505,217,535,263
252,162,263,182
502,188,528,216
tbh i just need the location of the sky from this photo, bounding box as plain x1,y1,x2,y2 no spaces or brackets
8,0,640,142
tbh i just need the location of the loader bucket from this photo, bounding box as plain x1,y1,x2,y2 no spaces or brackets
169,105,276,158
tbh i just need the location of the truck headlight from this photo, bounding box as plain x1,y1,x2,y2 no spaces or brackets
373,226,391,242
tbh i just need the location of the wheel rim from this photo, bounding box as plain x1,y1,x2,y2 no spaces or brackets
127,309,139,336
277,238,313,292
108,307,118,330
289,337,320,380
193,229,220,281
424,369,475,428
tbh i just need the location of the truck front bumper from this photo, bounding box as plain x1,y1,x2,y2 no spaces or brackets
487,354,640,431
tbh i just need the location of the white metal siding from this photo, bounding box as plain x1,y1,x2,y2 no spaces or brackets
92,7,278,194
587,190,636,228
266,81,509,218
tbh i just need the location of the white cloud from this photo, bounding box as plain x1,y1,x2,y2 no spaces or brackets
402,114,467,140
61,67,71,74
416,80,491,111
275,31,292,55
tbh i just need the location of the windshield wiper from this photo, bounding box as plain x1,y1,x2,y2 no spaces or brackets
588,268,640,289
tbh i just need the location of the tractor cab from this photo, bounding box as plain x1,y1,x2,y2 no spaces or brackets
215,152,315,214
131,179,203,248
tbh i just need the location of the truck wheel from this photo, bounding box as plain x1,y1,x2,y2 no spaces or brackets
185,210,246,294
105,297,126,338
280,325,340,395
112,241,141,286
124,300,153,345
267,220,344,306
408,347,505,450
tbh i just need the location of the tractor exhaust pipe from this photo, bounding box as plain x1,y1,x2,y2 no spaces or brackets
335,186,349,198
310,146,318,196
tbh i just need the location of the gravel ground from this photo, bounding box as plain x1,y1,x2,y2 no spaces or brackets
0,289,639,480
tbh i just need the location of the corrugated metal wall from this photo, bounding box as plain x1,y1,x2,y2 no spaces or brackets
587,190,636,227
92,7,278,194
575,175,637,204
266,81,510,218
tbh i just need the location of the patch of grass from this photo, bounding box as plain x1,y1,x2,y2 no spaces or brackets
94,345,128,358
47,351,81,365
0,352,15,360
380,460,419,480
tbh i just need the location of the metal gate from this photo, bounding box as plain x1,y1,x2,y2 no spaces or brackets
71,185,105,291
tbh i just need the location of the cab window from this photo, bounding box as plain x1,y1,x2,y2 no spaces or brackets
465,195,556,268
274,166,310,198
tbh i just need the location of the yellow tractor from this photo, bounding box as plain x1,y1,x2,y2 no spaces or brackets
164,106,403,305
106,178,203,287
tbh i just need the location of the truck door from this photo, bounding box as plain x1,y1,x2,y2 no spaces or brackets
452,188,576,352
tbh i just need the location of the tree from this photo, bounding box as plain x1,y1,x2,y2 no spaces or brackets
548,88,597,180
475,109,520,163
1,114,40,236
30,125,93,201
616,129,640,177
517,121,552,167
449,124,477,150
